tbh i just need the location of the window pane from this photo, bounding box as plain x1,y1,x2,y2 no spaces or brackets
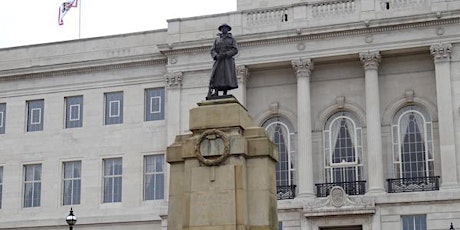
0,166,3,208
144,155,165,200
145,88,165,121
262,117,296,187
0,103,6,134
24,164,41,208
105,92,123,125
103,158,122,203
27,100,44,132
63,161,81,205
65,96,83,128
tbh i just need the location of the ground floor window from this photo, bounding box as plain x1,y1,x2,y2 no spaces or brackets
402,215,426,230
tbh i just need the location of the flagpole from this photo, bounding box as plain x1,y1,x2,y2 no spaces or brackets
78,0,82,39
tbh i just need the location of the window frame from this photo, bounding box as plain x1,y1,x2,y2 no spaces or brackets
143,154,165,200
62,161,81,206
0,103,6,134
23,164,42,208
103,158,122,203
26,99,44,132
392,105,434,178
65,96,83,128
323,111,363,183
263,116,296,187
104,92,123,125
401,215,427,230
0,166,3,209
145,88,165,121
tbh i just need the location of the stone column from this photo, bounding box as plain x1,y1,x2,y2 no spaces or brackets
430,43,459,188
165,72,183,145
235,65,249,106
165,71,183,201
292,58,314,197
359,51,385,194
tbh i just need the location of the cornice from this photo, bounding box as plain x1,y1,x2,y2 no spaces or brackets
160,17,460,56
0,58,167,81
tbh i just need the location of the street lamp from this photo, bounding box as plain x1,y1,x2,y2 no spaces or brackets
66,207,77,230
450,223,455,230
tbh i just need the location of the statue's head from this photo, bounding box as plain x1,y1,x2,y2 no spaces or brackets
218,24,232,32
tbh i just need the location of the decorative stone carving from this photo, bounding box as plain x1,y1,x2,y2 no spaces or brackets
291,58,314,78
430,43,452,62
194,129,231,166
269,102,279,114
405,90,414,103
165,72,183,88
236,65,249,83
359,51,381,70
304,186,375,217
336,96,345,109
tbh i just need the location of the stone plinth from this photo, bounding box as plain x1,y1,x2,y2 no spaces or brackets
167,97,278,230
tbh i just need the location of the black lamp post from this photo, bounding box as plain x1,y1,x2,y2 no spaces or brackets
450,223,455,230
66,207,77,230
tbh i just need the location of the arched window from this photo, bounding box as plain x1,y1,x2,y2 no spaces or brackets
263,116,296,187
324,111,363,183
392,105,434,178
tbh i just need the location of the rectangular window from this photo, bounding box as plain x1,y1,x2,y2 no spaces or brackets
402,215,427,230
0,103,6,134
145,88,165,121
144,155,165,200
65,96,83,128
63,161,81,205
103,158,122,203
27,100,44,132
0,166,3,209
24,164,41,208
104,92,123,125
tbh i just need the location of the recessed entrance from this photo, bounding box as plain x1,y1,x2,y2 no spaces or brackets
320,226,362,230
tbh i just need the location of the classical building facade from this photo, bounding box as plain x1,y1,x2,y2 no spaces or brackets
0,0,460,229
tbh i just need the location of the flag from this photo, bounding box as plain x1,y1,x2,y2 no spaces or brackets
58,0,78,25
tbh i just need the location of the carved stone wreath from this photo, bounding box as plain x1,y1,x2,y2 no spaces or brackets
194,129,230,166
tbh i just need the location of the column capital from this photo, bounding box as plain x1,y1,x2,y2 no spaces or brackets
430,43,452,62
165,72,183,89
359,51,381,70
291,58,314,78
236,65,250,83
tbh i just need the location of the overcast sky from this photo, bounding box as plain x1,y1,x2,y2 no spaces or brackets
0,0,237,49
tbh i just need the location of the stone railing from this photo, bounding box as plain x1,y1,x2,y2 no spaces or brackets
379,0,426,11
311,0,357,18
246,7,289,25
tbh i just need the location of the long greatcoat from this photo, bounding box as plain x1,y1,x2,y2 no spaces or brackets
209,33,238,91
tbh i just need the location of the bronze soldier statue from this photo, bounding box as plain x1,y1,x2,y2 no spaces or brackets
207,24,238,98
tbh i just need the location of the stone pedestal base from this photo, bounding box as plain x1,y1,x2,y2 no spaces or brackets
167,98,278,230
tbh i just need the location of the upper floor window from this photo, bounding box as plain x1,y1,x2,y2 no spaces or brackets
103,158,122,203
144,155,165,200
0,103,6,134
392,105,434,178
263,116,296,187
402,215,427,230
27,100,44,132
104,92,123,125
63,161,81,205
24,164,41,208
0,166,3,209
65,96,83,128
324,111,363,183
145,88,165,121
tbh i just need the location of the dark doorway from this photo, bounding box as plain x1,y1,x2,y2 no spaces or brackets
320,226,362,230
